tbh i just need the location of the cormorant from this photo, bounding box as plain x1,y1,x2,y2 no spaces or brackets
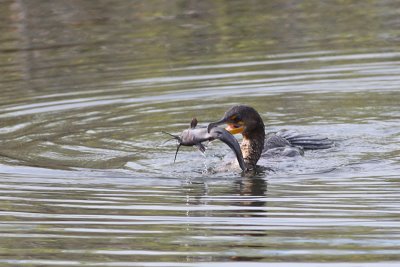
208,105,333,170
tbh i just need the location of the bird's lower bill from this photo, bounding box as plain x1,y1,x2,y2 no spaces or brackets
226,124,244,134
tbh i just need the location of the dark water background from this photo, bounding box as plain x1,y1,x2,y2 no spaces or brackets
0,1,400,266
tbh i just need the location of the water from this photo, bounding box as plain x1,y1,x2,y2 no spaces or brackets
0,0,400,266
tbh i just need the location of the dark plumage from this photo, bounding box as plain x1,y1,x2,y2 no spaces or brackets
208,105,333,170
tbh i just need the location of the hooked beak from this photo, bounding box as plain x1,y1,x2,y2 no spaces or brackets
207,118,244,135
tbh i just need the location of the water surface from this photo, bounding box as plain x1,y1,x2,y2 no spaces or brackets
0,1,400,266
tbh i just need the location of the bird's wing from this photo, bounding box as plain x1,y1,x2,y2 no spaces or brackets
274,129,334,150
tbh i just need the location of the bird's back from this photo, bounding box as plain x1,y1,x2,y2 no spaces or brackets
263,129,333,157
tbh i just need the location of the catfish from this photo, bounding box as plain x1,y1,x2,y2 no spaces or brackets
163,118,247,171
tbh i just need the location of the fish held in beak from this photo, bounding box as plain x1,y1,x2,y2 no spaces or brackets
163,118,247,171
208,127,246,171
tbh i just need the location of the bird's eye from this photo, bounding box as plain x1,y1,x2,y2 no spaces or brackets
230,115,241,123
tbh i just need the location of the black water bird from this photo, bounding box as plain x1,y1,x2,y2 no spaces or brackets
207,105,333,170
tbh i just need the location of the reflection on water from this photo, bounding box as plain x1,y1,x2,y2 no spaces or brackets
1,0,400,266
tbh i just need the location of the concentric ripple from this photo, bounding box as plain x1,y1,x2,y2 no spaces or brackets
1,0,400,266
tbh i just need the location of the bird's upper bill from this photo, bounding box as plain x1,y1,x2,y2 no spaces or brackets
207,116,245,135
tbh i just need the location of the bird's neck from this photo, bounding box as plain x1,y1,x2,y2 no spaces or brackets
241,125,265,169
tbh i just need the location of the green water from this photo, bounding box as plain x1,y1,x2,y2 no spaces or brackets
0,1,400,266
